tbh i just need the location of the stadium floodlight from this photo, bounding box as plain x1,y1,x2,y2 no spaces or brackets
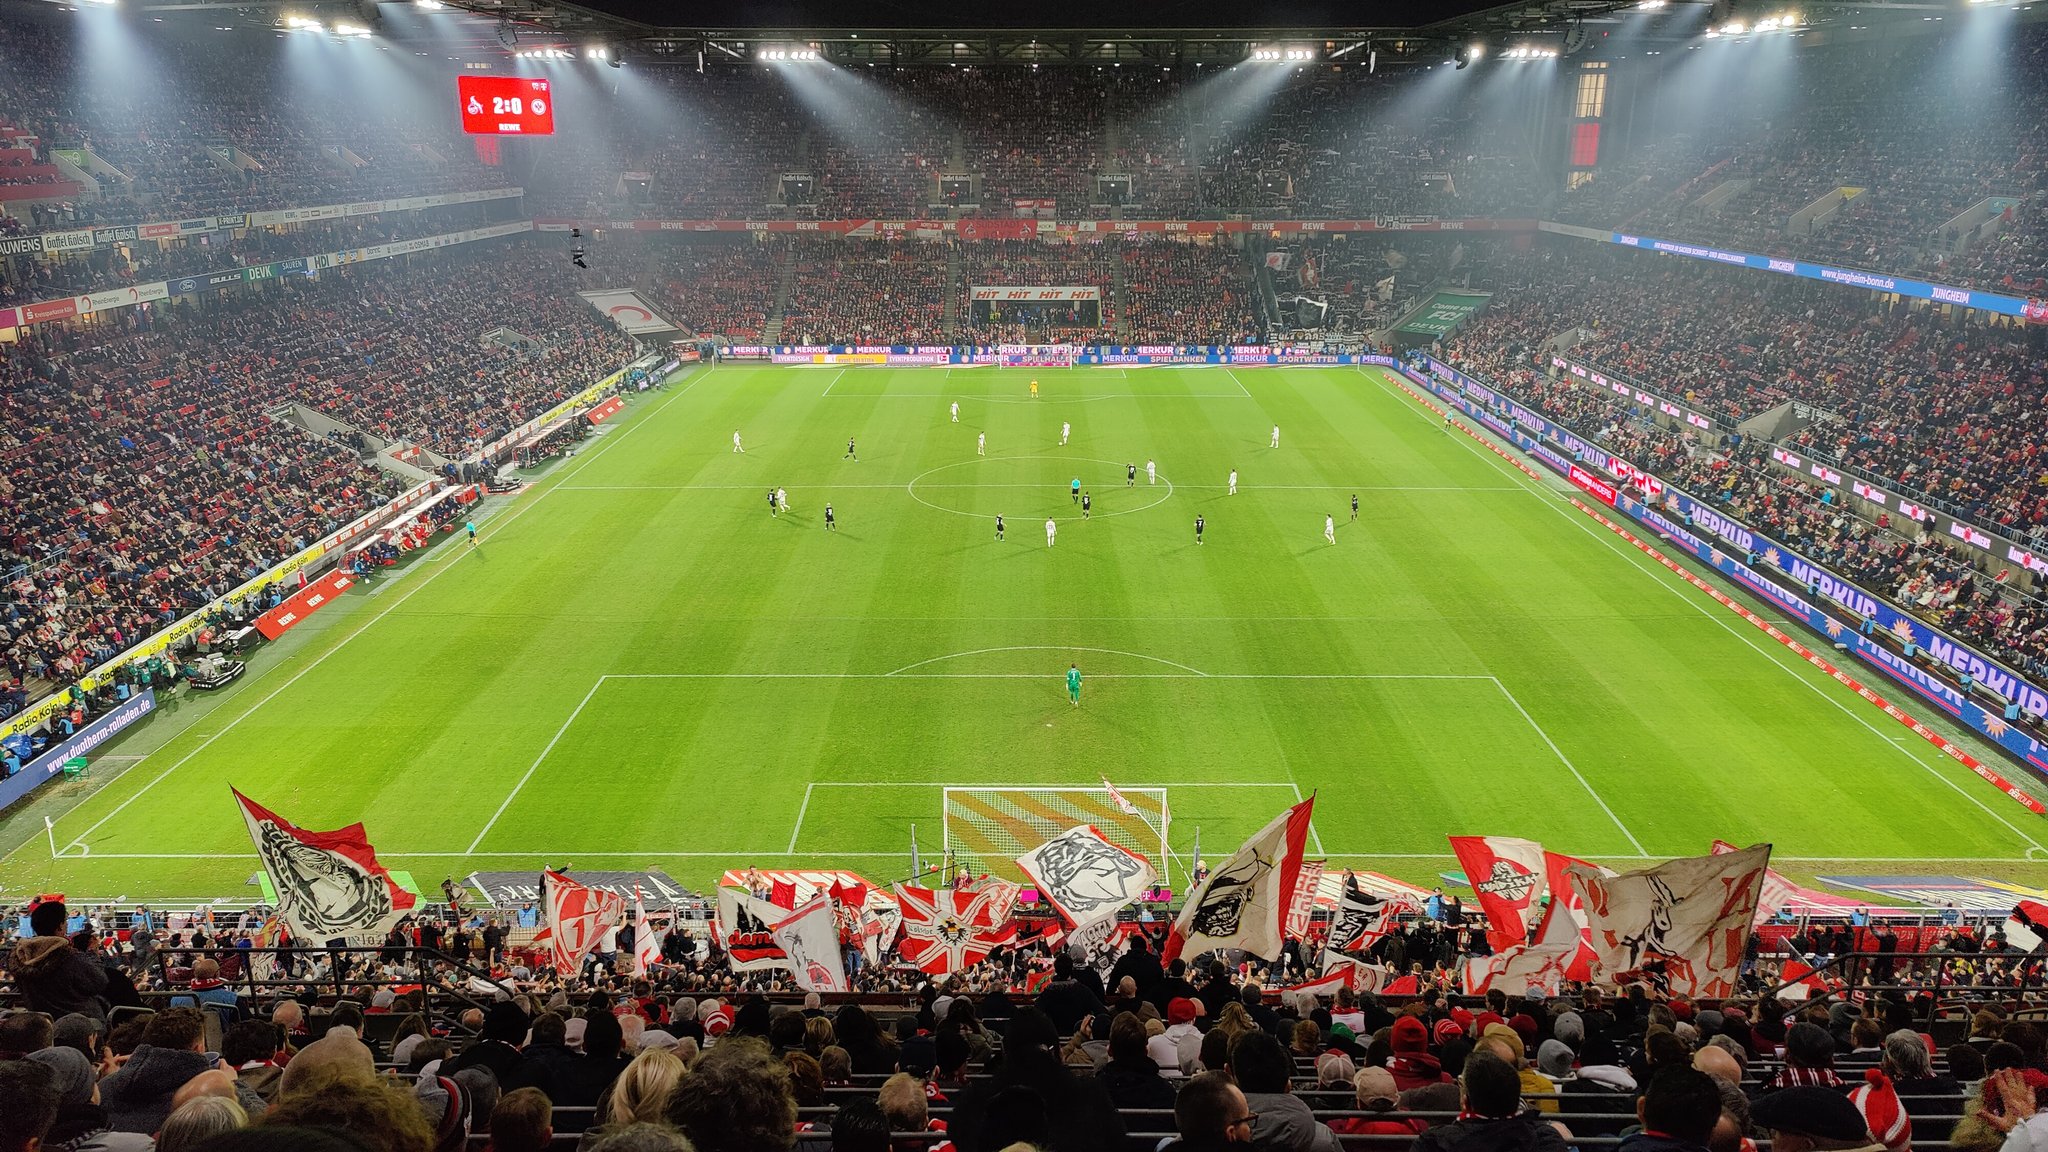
284,14,323,30
332,22,372,36
1721,20,1746,33
414,0,444,8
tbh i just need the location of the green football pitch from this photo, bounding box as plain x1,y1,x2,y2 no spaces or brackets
3,363,2043,903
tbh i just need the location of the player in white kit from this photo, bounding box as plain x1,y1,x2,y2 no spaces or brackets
1060,421,1071,446
951,401,960,422
1146,459,1156,485
1271,425,1280,449
1325,515,1336,545
733,430,744,453
777,487,790,513
977,432,986,455
1045,518,1057,547
1228,469,1238,495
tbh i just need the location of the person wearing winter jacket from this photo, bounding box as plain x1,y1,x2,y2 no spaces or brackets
25,1045,155,1152
97,1008,222,1134
1230,1030,1341,1152
1616,1069,1724,1152
9,903,110,1022
1098,1013,1178,1112
1409,1052,1568,1152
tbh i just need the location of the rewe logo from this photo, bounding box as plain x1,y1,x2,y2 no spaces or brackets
1476,861,1537,902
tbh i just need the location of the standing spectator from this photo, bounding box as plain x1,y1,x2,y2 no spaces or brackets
8,902,109,1022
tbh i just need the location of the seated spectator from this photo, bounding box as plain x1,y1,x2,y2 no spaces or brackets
97,1007,217,1134
1409,1051,1568,1152
1749,1085,1885,1152
488,1087,554,1152
1328,1067,1423,1138
156,1095,248,1152
1618,1069,1724,1152
261,1063,438,1152
1,1059,62,1152
1098,1012,1177,1111
1228,1030,1340,1152
665,1038,796,1152
25,1044,154,1151
1163,1070,1257,1152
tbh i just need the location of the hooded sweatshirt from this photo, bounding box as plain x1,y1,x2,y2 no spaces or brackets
9,936,110,1020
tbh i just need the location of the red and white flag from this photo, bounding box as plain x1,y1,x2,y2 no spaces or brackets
1326,873,1417,956
1016,825,1155,934
632,888,662,978
1564,844,1771,999
543,869,626,976
716,887,791,972
770,896,850,993
233,788,416,941
1165,797,1316,963
1543,850,1607,982
1286,860,1327,940
1462,898,1581,997
1449,835,1548,950
2004,900,2048,952
893,884,1018,975
1319,951,1397,995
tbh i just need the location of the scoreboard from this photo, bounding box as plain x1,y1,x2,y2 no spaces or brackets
457,75,554,136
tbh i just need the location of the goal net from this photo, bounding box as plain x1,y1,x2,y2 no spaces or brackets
942,786,1170,883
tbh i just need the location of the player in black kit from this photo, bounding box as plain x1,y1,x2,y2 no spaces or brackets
1194,515,1205,545
995,514,1005,541
1081,492,1091,519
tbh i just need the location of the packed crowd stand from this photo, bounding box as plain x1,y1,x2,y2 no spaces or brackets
0,21,507,226
958,240,1119,344
782,240,950,347
0,241,638,691
1454,245,2048,540
0,206,505,307
1119,241,1258,346
1556,27,2048,296
646,240,784,345
1441,291,2048,692
6,894,2048,1152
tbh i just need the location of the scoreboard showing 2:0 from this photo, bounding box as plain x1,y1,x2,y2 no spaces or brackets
457,75,554,136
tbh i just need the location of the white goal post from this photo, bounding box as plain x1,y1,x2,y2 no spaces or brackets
942,785,1171,886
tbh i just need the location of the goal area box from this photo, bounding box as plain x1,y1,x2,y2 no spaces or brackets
942,785,1168,880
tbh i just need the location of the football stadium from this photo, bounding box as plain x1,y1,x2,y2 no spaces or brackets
1,0,2047,1145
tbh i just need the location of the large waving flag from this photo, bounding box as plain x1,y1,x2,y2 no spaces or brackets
1165,797,1316,963
1016,825,1156,933
1543,850,1608,982
1326,872,1418,956
893,884,1018,975
543,869,627,975
233,789,416,941
1462,898,1582,996
1711,840,1862,924
2004,901,2048,953
1448,836,1547,950
1564,844,1771,999
770,896,850,993
716,887,791,971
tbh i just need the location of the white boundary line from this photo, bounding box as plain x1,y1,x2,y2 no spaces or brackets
1225,367,1254,397
886,646,1212,677
466,678,606,854
1359,367,2048,856
555,483,1519,493
787,783,816,853
1287,780,1328,857
16,369,715,863
1488,676,1646,855
818,368,846,397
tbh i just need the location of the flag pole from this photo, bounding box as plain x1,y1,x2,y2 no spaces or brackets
45,816,56,859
